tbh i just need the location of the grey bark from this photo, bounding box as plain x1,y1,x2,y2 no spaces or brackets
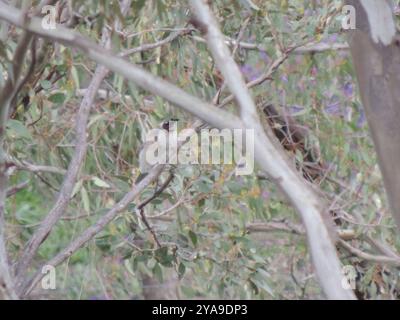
346,0,400,231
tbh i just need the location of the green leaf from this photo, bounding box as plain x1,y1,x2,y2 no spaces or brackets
178,262,186,279
71,66,80,89
132,0,146,11
40,80,52,90
81,186,90,213
6,120,32,140
92,177,111,188
188,230,198,247
153,263,163,282
181,285,196,298
48,92,66,104
154,246,173,267
124,259,136,277
72,180,83,198
251,269,274,297
95,234,111,251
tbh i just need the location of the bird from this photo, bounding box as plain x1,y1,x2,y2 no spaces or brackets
261,103,324,182
136,118,178,183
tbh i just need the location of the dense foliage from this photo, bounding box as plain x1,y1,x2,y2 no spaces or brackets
1,0,400,299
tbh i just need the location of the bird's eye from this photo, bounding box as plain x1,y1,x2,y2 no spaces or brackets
162,121,170,131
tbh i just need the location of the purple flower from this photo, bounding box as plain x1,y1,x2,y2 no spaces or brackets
325,101,341,116
343,82,353,98
280,75,288,83
323,33,339,44
240,64,261,81
357,109,366,128
261,190,270,201
287,105,304,114
240,64,252,74
259,51,270,63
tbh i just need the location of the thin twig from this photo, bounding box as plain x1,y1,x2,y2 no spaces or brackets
0,0,58,301
339,240,400,266
189,0,355,300
19,164,165,297
135,171,175,248
190,35,349,54
218,52,289,108
0,3,244,131
121,29,187,57
14,65,110,285
7,158,66,175
13,0,132,289
6,181,29,197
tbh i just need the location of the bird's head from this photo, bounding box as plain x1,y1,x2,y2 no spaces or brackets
161,118,179,131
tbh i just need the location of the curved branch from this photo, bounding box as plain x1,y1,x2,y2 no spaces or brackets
14,65,109,286
189,0,355,300
190,35,349,54
0,1,354,299
13,0,131,288
339,240,400,266
19,164,165,297
0,2,243,132
121,29,185,56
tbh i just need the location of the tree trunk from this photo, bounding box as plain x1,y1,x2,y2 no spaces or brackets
346,0,400,231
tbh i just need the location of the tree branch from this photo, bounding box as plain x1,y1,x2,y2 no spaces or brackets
189,0,355,300
190,35,349,54
0,1,354,299
13,0,132,289
0,2,243,132
339,240,400,266
0,21,34,305
121,29,186,57
0,0,57,301
19,164,165,297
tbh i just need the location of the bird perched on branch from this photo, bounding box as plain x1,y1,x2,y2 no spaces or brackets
136,118,178,183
